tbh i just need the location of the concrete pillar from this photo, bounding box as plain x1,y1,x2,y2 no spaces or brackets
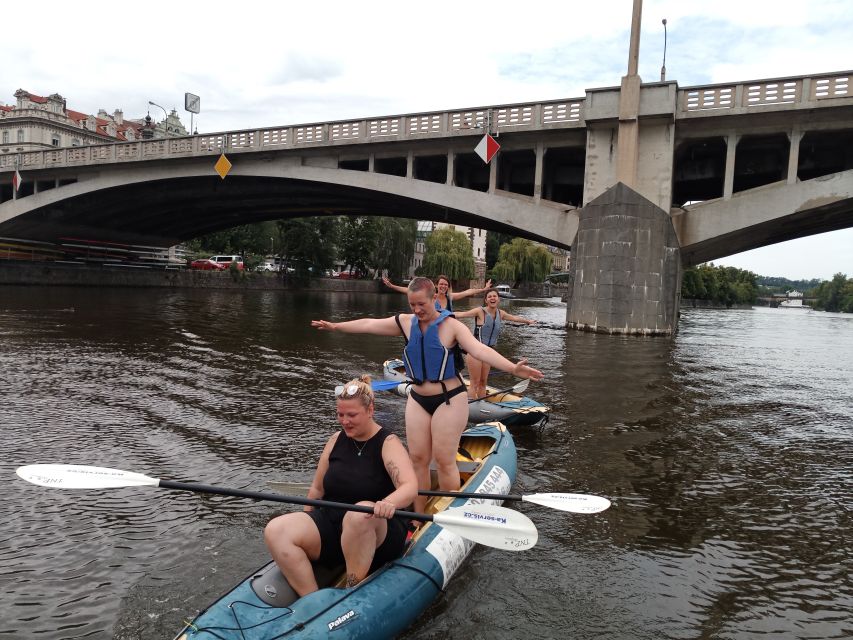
368,154,375,172
787,125,802,184
406,151,413,178
488,156,497,192
723,131,738,199
565,183,682,335
446,151,455,185
533,142,544,201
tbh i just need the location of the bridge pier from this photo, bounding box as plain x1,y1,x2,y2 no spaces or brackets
565,182,682,335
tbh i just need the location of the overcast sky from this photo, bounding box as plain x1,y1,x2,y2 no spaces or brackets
3,0,851,280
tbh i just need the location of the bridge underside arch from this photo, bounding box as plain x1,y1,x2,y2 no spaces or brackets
0,165,576,249
676,169,853,266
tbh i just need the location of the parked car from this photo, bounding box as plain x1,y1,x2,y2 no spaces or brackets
190,255,244,271
256,258,279,272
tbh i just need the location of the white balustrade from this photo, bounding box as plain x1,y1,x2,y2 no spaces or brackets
408,114,441,134
812,74,850,99
368,118,400,137
542,101,582,123
262,128,289,146
330,121,362,140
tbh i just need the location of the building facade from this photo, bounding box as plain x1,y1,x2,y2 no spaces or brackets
0,90,186,155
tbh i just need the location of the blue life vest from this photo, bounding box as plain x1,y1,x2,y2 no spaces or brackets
475,307,502,346
402,310,458,384
434,296,452,312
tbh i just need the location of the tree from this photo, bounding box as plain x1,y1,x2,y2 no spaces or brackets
814,272,853,312
277,216,339,274
489,238,552,287
485,231,512,270
338,216,379,276
681,264,757,305
419,227,475,281
371,217,417,280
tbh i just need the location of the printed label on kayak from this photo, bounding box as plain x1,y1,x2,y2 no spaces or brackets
425,465,511,587
327,609,357,632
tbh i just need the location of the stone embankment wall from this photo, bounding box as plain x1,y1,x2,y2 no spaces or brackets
0,262,384,292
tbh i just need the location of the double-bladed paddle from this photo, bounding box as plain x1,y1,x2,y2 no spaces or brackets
266,480,611,514
470,378,530,403
15,464,537,551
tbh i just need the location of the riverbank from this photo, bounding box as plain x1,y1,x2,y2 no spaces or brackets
0,261,383,292
681,298,753,310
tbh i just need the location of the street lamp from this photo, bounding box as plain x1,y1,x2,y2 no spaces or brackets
660,19,668,82
148,101,168,137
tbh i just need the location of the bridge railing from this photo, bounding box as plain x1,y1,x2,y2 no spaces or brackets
679,70,850,113
0,97,585,171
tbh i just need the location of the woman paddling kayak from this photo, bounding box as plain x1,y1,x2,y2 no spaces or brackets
312,277,543,513
264,375,418,595
454,289,536,400
382,273,492,312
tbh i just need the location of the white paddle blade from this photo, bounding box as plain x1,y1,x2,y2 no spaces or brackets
523,492,611,514
513,378,531,394
433,504,538,551
16,464,159,489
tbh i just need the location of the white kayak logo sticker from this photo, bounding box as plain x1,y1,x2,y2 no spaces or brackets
327,610,357,631
462,510,507,524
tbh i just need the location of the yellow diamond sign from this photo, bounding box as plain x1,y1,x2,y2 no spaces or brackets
214,154,232,179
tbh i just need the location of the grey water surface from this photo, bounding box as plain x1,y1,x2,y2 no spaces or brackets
0,287,850,639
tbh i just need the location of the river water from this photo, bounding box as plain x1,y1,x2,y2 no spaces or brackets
0,287,850,640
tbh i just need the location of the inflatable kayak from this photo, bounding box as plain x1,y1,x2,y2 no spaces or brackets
174,422,517,640
382,358,550,427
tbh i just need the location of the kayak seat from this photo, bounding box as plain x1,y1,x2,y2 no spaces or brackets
250,560,344,608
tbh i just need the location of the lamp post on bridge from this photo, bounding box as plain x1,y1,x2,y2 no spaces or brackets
148,101,168,138
660,19,668,82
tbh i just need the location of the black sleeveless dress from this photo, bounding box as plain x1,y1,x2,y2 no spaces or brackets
307,427,408,569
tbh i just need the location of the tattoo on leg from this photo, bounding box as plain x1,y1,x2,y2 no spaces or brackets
346,572,360,587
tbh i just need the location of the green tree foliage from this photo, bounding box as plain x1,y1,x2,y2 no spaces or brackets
419,227,475,281
812,273,853,312
485,231,512,269
489,238,552,287
681,264,758,305
371,217,417,280
186,221,279,262
277,217,339,274
338,216,379,276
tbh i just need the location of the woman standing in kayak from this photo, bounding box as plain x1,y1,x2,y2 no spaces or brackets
382,274,492,312
454,289,537,400
264,375,418,596
312,277,543,513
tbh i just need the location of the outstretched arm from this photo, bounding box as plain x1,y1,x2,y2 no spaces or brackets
450,279,493,301
452,307,483,320
304,432,338,511
311,315,404,336
381,276,408,294
499,310,536,325
451,319,543,380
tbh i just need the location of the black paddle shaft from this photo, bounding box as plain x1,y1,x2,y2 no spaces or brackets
419,489,523,502
158,480,432,522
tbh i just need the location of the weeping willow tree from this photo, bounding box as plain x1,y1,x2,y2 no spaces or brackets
419,227,475,281
490,238,552,287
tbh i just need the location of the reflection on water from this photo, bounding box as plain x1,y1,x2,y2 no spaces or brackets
0,288,850,639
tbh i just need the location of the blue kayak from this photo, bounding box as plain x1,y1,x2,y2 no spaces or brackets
383,358,550,428
173,422,517,640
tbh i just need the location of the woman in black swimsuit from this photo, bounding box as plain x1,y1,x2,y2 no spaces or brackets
264,375,418,595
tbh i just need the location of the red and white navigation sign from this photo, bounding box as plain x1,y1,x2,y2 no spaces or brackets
474,134,500,164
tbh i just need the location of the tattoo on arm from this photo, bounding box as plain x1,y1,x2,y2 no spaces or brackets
386,460,401,487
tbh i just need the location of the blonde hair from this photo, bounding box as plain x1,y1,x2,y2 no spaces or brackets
336,374,375,408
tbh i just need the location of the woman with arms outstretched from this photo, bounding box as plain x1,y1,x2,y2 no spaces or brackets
454,289,536,399
382,273,492,312
312,277,543,513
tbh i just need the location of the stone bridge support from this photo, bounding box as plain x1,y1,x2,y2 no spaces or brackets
565,183,681,335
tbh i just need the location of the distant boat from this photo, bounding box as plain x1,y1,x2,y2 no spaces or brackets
494,284,516,299
779,290,811,311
